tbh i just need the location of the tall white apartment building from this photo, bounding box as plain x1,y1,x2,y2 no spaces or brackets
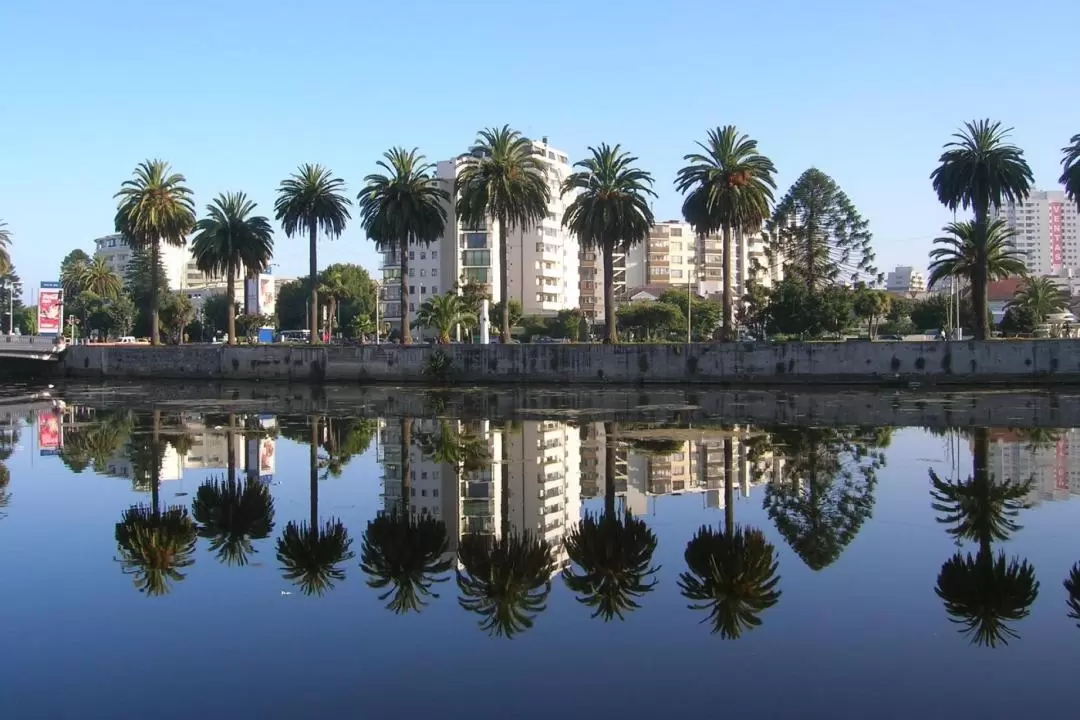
380,138,581,330
988,429,1080,505
991,190,1080,277
885,265,926,294
93,233,228,291
624,221,779,298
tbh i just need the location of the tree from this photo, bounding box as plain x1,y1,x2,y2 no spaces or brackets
124,246,170,333
1007,276,1069,324
817,285,855,337
415,292,477,343
456,126,550,342
360,507,452,614
191,192,275,344
760,427,887,571
318,417,377,478
201,293,230,337
563,422,659,621
358,148,448,345
0,219,11,272
1066,564,1080,628
1062,133,1080,212
274,164,352,345
853,284,892,338
457,280,490,317
274,279,310,332
616,300,684,341
0,268,23,334
739,279,771,339
763,277,816,337
927,219,1027,338
60,250,91,299
660,289,723,341
113,159,196,346
1000,304,1038,336
158,293,194,344
676,126,777,340
457,532,555,638
931,120,1034,340
317,266,348,339
561,144,656,343
931,427,1038,647
768,168,878,290
491,298,523,333
193,474,275,567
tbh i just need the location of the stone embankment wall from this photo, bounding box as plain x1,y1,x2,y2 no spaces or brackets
59,339,1080,386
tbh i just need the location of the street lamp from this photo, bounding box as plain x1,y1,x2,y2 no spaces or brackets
0,279,16,335
374,279,381,345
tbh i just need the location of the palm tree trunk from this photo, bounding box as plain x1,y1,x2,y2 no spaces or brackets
400,242,411,344
723,436,735,536
226,413,236,484
150,241,161,346
308,224,319,346
310,415,319,529
151,409,162,515
722,225,733,341
400,417,412,516
973,425,992,557
226,267,236,345
604,421,616,518
603,240,617,344
498,215,510,343
972,203,991,341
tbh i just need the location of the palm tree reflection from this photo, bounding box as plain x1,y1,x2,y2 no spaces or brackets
193,475,275,567
114,411,196,596
563,422,659,621
457,532,554,638
679,438,781,639
275,416,354,596
931,427,1039,648
361,507,452,614
1064,564,1080,627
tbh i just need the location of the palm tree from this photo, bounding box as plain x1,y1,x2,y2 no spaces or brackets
360,507,452,614
457,531,555,638
113,159,196,345
930,120,1034,340
1065,564,1080,627
1059,134,1080,212
79,257,123,299
358,148,449,345
275,416,354,595
415,293,478,343
274,164,352,345
192,464,276,567
61,257,87,298
676,126,777,341
114,413,197,596
1007,276,1069,323
563,422,659,620
678,437,781,638
191,192,275,344
317,266,348,341
560,144,656,343
0,219,11,274
931,427,1039,647
455,126,550,342
927,220,1027,317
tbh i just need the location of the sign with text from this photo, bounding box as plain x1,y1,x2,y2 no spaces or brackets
38,281,62,336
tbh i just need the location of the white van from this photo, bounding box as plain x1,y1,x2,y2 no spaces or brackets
118,336,137,344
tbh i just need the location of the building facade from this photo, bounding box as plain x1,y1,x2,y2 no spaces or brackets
380,138,580,332
885,265,927,295
991,190,1080,277
93,233,228,291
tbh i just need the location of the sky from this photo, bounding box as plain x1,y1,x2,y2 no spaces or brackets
1,0,1078,300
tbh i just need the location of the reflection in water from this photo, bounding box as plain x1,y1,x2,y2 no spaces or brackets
0,420,14,517
113,412,197,596
193,475,276,567
758,427,888,571
319,417,377,479
931,427,1040,647
679,438,781,639
360,507,452,614
275,416,354,596
1065,565,1080,627
457,531,555,638
60,409,132,474
563,422,659,621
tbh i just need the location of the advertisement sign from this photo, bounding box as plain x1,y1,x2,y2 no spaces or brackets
244,274,276,316
38,410,62,456
38,281,63,336
245,436,275,484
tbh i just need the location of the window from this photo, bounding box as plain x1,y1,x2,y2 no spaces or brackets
431,250,438,259
409,302,415,311
420,251,426,260
433,489,439,497
421,489,428,497
108,239,117,248
431,285,438,293
409,285,416,294
544,227,557,237
464,267,490,283
421,286,427,295
419,269,426,277
408,268,415,277
670,227,683,237
431,269,438,277
462,249,491,266
463,233,487,249
409,251,415,260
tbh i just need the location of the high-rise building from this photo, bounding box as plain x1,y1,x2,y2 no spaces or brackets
623,221,780,299
379,138,580,333
93,233,229,290
885,265,926,295
990,190,1080,277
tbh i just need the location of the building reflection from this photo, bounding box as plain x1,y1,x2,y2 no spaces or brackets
986,429,1080,505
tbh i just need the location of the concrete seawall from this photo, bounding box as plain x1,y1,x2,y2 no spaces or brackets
57,339,1080,386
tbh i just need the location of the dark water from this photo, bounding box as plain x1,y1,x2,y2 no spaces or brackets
1,389,1079,719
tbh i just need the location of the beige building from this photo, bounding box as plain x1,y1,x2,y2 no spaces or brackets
93,233,231,291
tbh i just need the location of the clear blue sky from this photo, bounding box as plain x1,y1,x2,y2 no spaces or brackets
2,0,1077,299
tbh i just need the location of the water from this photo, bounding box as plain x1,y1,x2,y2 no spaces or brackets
1,385,1079,719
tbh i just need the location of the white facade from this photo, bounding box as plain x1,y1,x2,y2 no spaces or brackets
379,138,581,328
991,190,1080,277
885,265,926,294
93,233,228,291
624,221,780,298
988,429,1080,505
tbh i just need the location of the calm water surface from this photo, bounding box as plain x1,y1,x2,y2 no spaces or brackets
1,393,1079,719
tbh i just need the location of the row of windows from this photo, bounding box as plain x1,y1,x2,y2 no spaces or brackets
407,267,437,277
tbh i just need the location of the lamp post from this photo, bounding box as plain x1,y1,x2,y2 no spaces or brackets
374,279,381,345
1,281,11,335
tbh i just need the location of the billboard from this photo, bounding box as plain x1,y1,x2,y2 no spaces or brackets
38,410,62,456
244,274,276,317
38,281,63,336
246,436,275,484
